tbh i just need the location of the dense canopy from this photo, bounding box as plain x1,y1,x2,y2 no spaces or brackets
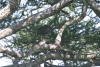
0,0,100,67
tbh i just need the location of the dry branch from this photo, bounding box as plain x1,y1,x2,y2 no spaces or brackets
0,47,22,58
55,0,88,46
4,52,100,67
0,0,73,39
85,0,100,17
0,0,21,22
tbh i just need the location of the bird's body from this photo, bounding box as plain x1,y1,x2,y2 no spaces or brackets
37,25,52,35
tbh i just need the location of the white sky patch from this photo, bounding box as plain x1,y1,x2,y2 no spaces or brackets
0,0,100,67
89,11,96,17
83,16,90,21
53,60,64,65
20,0,27,6
0,53,3,56
96,23,100,28
0,40,7,46
41,60,64,67
79,30,83,33
0,57,12,66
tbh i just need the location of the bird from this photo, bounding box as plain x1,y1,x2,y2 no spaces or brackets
37,25,52,35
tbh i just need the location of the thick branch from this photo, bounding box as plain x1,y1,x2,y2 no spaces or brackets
0,39,74,58
85,0,100,17
34,53,100,66
0,0,73,39
0,0,87,61
4,53,100,67
0,0,21,22
0,47,22,58
55,0,87,46
30,39,75,55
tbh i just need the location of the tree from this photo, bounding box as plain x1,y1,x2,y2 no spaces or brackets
0,0,100,67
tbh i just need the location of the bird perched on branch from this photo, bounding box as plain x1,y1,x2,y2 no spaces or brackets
37,25,52,35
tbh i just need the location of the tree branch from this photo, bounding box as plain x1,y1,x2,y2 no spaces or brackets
0,0,73,39
0,47,22,58
0,38,74,59
0,0,21,22
85,0,100,17
4,52,100,67
55,0,87,46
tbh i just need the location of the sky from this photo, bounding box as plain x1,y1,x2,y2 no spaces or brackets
0,0,100,67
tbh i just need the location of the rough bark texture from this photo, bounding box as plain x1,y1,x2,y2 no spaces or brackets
85,0,100,17
0,0,73,39
1,0,100,67
0,0,21,22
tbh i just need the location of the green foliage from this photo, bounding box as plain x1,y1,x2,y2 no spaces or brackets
2,0,100,66
15,24,40,46
1,0,100,66
14,14,67,48
14,11,100,55
60,20,100,53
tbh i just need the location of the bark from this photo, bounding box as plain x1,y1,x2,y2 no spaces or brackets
55,0,87,46
0,0,21,22
3,52,100,67
0,0,73,39
0,47,22,58
1,0,99,67
85,0,100,17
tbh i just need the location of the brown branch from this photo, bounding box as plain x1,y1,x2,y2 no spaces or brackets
85,0,100,17
0,38,74,59
34,53,100,66
4,52,100,67
0,47,22,58
61,10,73,19
1,38,100,67
0,0,21,22
0,0,73,39
55,0,87,46
0,0,87,62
